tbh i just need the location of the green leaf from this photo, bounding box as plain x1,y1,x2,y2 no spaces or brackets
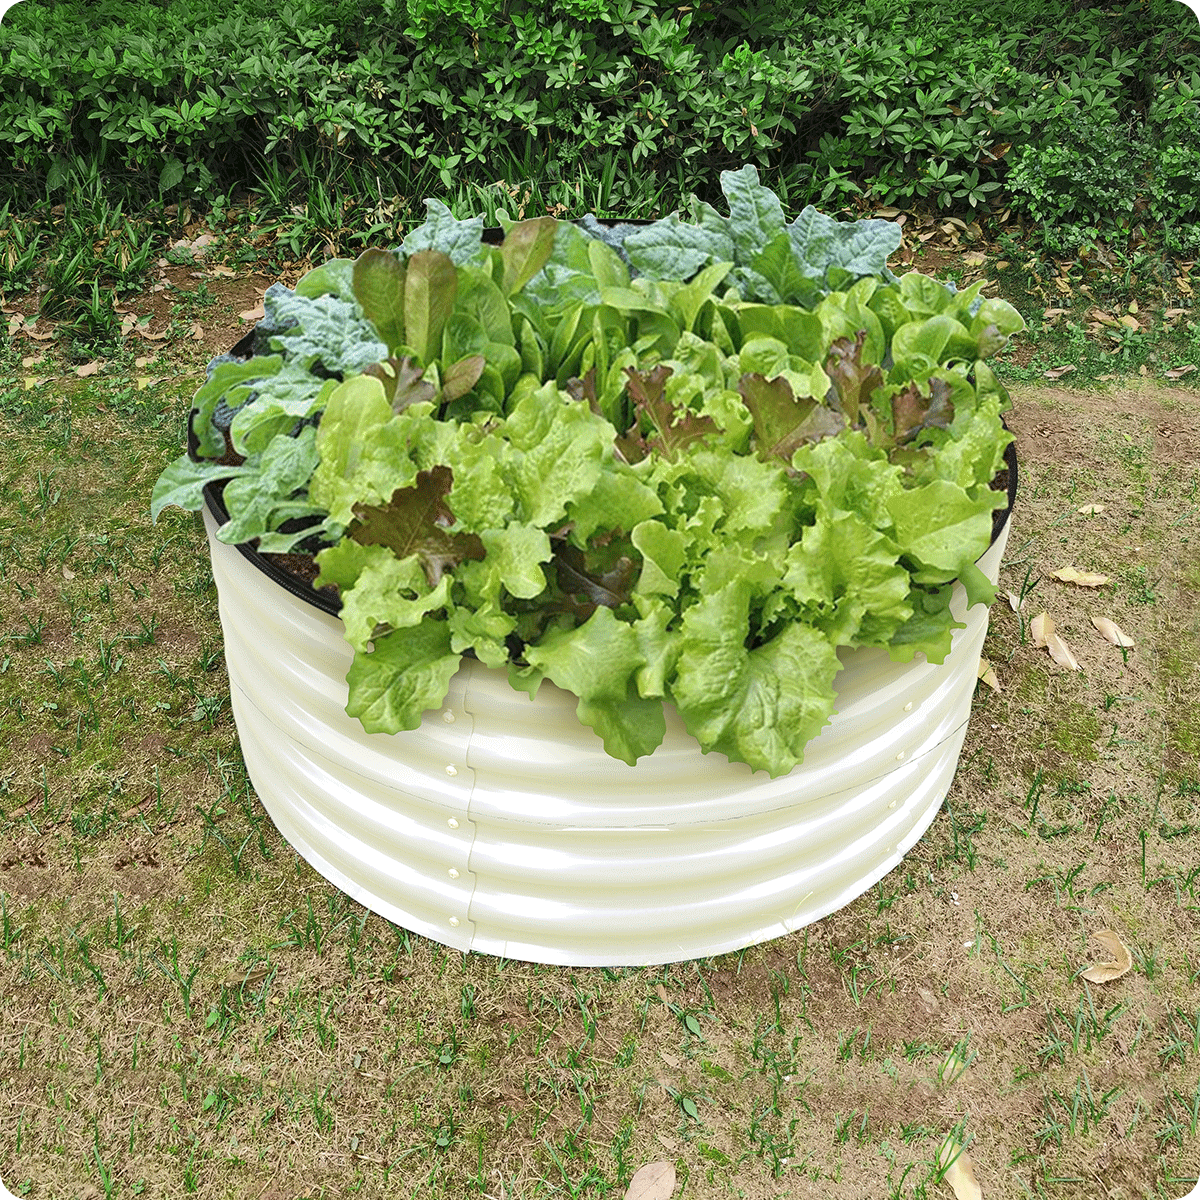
441,355,487,404
352,248,407,356
900,272,953,316
404,249,458,365
158,157,185,192
344,619,462,734
229,371,337,458
400,199,486,266
455,265,515,346
682,1096,699,1120
787,206,902,285
333,544,453,652
296,258,356,302
670,580,841,777
887,584,961,664
216,426,321,546
587,238,630,291
567,467,663,547
190,355,284,458
632,519,688,598
668,259,734,333
504,383,609,527
783,511,912,646
886,479,1001,578
501,217,558,296
624,214,736,281
348,465,486,588
151,453,246,523
750,232,821,307
891,314,972,375
479,523,552,600
526,606,665,765
310,375,404,525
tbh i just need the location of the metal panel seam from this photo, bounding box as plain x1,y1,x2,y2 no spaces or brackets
458,661,486,955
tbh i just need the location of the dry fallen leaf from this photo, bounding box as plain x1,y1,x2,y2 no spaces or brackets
1089,307,1119,327
62,565,75,580
1119,314,1140,330
120,313,138,336
1077,503,1106,515
7,313,24,335
239,303,266,322
938,1137,982,1200
1051,567,1110,587
658,1050,681,1069
1091,616,1134,647
654,983,669,1006
209,264,237,278
962,251,987,266
1046,629,1081,672
135,327,168,341
1044,364,1076,379
135,356,151,369
1165,365,1198,380
26,326,56,341
977,658,1001,692
136,377,166,390
1005,590,1021,613
191,321,204,340
20,355,44,369
1030,612,1053,649
74,361,100,378
1030,612,1081,671
624,1162,676,1200
917,986,941,1016
1080,929,1132,984
655,1132,678,1153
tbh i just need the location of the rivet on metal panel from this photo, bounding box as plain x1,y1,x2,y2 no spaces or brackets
445,764,458,776
447,818,459,829
888,800,897,809
895,750,906,761
442,710,456,723
448,868,459,879
903,701,913,712
449,916,460,927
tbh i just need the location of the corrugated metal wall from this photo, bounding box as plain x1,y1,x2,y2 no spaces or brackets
205,509,1010,966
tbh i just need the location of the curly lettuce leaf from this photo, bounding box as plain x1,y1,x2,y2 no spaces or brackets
344,618,462,734
525,606,665,765
670,579,841,776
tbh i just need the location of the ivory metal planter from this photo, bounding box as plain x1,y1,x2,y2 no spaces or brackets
201,451,1015,967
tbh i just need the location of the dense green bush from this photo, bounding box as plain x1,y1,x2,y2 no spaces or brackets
0,0,1197,243
1005,70,1200,253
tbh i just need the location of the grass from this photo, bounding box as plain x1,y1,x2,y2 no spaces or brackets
1,231,1199,1199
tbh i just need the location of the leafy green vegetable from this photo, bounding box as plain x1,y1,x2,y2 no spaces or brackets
154,168,1025,776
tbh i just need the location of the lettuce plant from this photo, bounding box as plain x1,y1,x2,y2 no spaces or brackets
153,165,1025,777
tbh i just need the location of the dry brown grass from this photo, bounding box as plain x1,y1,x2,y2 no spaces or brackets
1,314,1198,1200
